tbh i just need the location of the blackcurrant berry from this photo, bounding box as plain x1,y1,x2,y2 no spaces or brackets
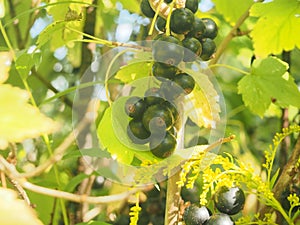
170,8,195,34
183,205,211,225
144,87,165,105
200,38,216,61
164,0,172,3
160,80,183,101
202,18,218,39
150,131,176,158
185,0,199,13
203,213,235,225
140,0,155,18
125,96,146,119
155,16,166,32
173,73,195,94
187,18,206,40
142,104,174,132
152,35,184,65
182,37,202,62
214,186,245,215
152,62,178,81
127,119,150,144
163,101,179,126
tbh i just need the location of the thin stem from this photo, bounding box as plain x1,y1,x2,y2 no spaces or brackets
208,64,249,75
148,0,164,36
0,20,15,59
209,4,254,65
68,27,151,51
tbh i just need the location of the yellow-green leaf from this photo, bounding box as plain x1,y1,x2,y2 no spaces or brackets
212,0,253,25
0,52,12,83
0,84,59,149
0,0,4,18
250,0,300,57
0,188,43,225
183,69,221,129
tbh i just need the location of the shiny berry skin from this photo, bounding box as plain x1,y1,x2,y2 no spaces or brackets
203,213,235,225
200,38,216,61
160,80,183,101
173,73,195,94
202,18,218,39
155,16,166,32
124,96,146,119
187,18,206,39
140,0,155,18
152,35,184,65
152,62,178,81
142,104,174,132
127,119,150,144
144,87,165,105
170,8,195,34
183,205,211,225
214,186,245,215
182,37,202,62
150,131,176,158
185,0,199,13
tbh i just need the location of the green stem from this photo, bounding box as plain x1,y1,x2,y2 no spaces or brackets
148,0,164,36
208,64,249,75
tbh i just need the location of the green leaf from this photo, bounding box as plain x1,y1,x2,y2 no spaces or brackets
250,0,300,57
115,61,152,83
238,57,300,116
64,173,90,192
212,0,253,24
37,21,68,49
270,168,280,189
15,53,34,79
97,107,135,164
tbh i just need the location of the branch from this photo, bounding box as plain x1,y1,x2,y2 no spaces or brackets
0,155,141,204
209,8,251,65
259,134,300,218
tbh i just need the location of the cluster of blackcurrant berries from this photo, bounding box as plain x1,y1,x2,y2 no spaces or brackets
141,0,218,62
125,67,195,158
183,186,245,225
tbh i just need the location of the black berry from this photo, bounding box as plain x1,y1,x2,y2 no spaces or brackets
200,38,216,61
152,35,184,65
183,205,211,225
173,73,195,94
150,131,176,158
203,213,235,225
182,37,202,62
202,18,218,39
124,96,146,119
127,119,150,144
185,0,199,13
214,186,245,215
140,0,155,18
187,18,206,40
142,104,174,132
152,62,178,81
170,8,195,34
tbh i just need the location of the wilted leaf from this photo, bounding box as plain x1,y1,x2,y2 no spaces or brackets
0,84,59,149
250,0,300,57
0,188,43,225
0,51,12,83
